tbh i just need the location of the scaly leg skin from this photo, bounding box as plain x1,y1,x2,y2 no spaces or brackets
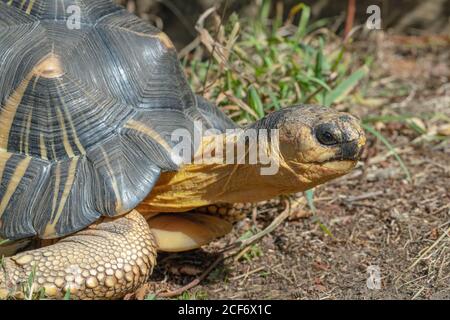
0,210,157,300
203,197,311,222
197,203,254,223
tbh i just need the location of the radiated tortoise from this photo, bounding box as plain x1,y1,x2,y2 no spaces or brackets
0,0,366,299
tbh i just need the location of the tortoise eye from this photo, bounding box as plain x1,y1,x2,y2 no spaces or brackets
315,124,339,146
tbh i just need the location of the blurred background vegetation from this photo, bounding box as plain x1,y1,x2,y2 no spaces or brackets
115,0,450,48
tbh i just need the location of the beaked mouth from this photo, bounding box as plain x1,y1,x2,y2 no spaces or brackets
328,134,366,162
321,160,357,172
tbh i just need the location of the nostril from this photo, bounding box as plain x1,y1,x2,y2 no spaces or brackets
315,124,339,146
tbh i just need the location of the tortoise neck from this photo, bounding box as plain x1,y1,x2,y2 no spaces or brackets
138,162,300,214
137,125,354,216
137,129,305,214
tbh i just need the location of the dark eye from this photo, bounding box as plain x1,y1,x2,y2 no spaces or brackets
316,125,339,146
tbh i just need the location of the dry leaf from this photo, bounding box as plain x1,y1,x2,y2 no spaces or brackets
406,117,427,132
437,123,450,136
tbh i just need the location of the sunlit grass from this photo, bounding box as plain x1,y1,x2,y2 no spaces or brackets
238,230,263,262
183,1,371,125
177,290,209,300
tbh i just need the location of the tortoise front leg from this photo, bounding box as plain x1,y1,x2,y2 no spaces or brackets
0,210,157,300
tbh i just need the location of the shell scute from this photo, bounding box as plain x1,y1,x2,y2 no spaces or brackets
0,1,203,239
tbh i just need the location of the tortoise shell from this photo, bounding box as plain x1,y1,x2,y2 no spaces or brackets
0,0,236,240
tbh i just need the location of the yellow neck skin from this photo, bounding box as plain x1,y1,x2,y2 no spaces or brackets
137,133,356,215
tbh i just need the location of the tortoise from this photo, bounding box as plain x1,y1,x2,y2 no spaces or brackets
0,0,366,300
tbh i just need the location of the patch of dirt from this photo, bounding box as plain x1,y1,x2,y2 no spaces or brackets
132,35,450,300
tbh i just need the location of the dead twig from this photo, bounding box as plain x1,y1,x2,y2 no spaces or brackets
199,2,230,95
407,226,450,272
236,200,291,250
341,191,385,203
178,36,201,60
157,253,224,298
229,266,266,281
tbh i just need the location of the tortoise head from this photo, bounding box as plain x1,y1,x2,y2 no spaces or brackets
253,105,366,191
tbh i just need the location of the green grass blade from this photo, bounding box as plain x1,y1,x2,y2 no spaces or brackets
145,293,157,300
63,289,71,300
239,230,254,241
306,17,333,33
324,65,369,106
331,46,346,72
315,219,334,238
305,189,334,238
305,189,316,214
248,86,265,119
38,288,46,300
27,264,36,290
315,37,325,77
267,91,281,110
303,75,332,92
296,4,311,38
259,0,271,26
406,121,427,135
273,0,284,32
363,115,415,123
363,124,412,182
